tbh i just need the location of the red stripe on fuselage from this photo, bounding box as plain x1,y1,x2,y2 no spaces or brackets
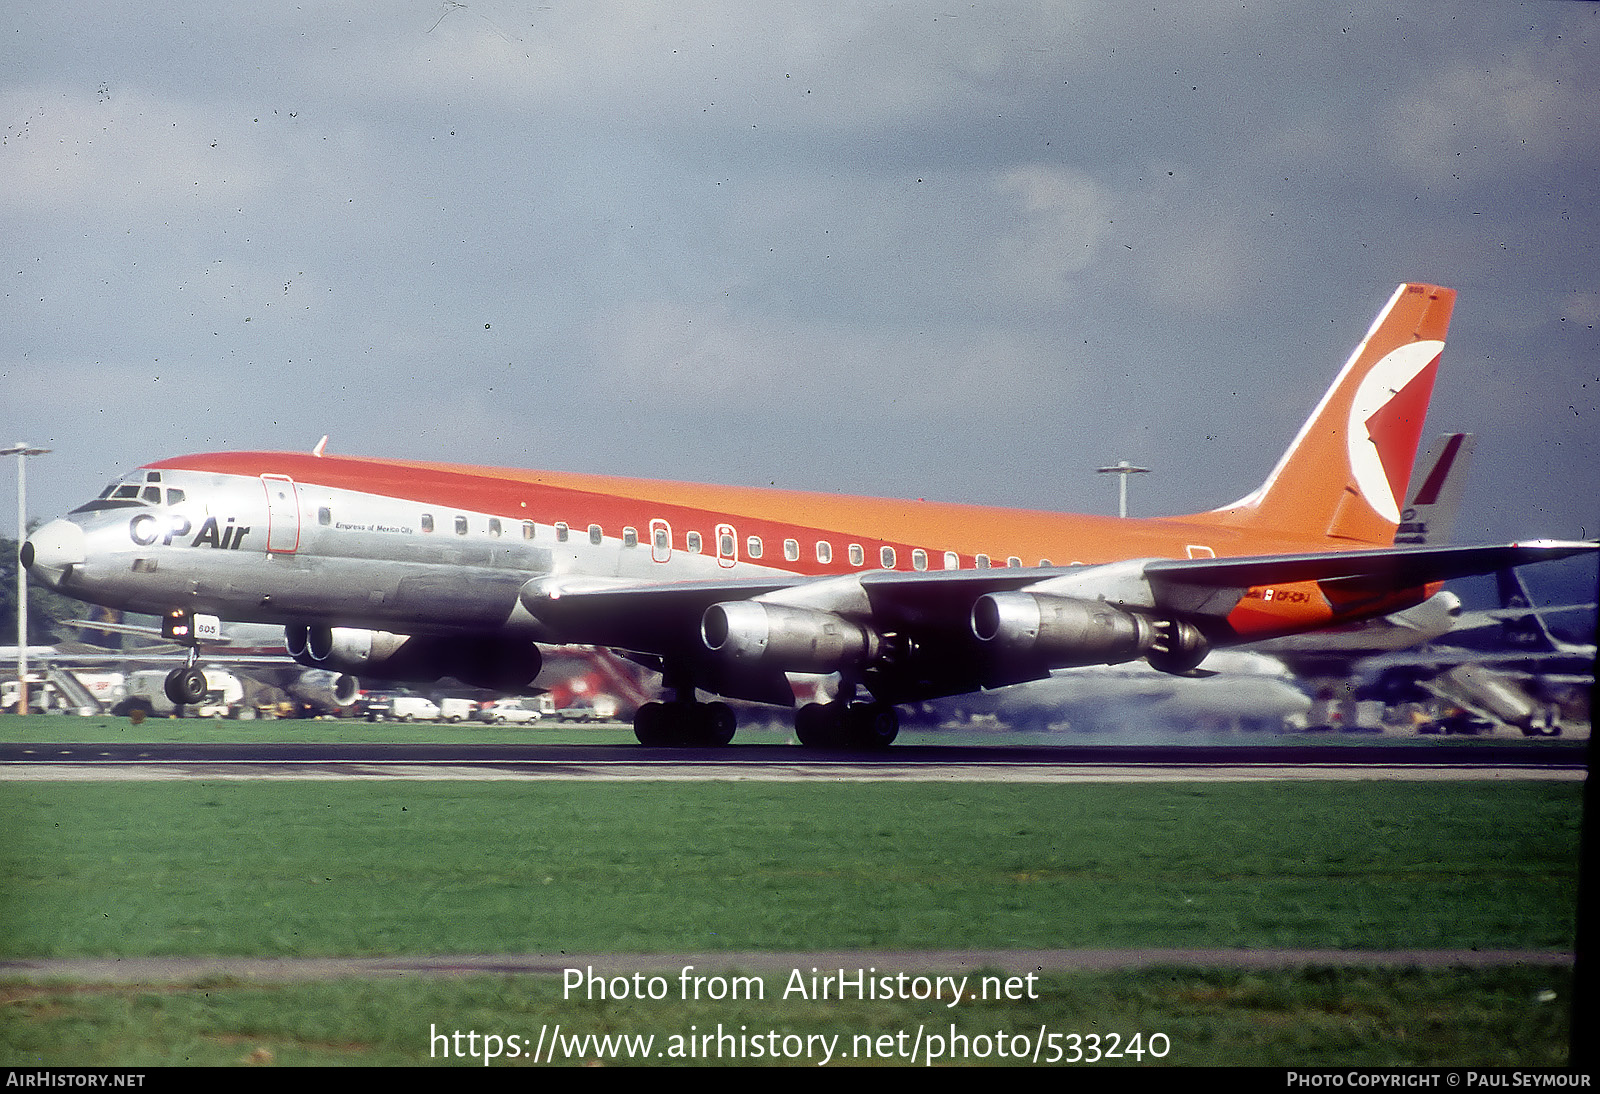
144,451,1349,577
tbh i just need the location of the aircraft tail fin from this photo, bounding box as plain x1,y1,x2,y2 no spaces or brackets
1494,568,1562,654
1392,433,1475,546
1195,283,1456,546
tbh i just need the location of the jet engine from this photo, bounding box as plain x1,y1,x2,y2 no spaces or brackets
971,592,1208,673
284,624,542,691
449,637,543,692
286,669,361,710
701,601,881,674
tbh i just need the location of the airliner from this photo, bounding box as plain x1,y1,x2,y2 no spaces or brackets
21,283,1595,747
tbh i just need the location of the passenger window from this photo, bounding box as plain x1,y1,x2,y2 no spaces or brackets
943,551,959,570
555,522,569,542
319,507,332,526
588,524,603,545
720,533,735,557
912,549,927,571
975,554,990,569
455,516,469,536
880,545,896,568
522,521,535,540
422,513,435,534
654,527,670,550
1007,556,1021,568
747,536,763,559
784,538,799,562
623,527,638,548
848,544,864,567
816,541,832,564
687,531,703,554
488,519,502,538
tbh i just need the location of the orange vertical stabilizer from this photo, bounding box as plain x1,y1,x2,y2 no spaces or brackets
1190,283,1456,547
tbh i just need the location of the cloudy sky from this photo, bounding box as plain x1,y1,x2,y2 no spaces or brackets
4,2,1596,597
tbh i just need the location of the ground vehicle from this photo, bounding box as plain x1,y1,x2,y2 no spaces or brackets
437,697,477,723
357,692,440,722
111,667,243,718
389,695,441,722
478,698,541,724
553,700,614,723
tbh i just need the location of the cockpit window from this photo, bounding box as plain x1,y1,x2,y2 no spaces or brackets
72,476,170,514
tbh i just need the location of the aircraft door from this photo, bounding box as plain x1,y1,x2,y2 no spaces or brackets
261,475,301,554
650,519,672,564
715,522,738,568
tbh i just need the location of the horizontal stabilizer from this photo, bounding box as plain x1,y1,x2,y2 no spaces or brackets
1147,540,1596,592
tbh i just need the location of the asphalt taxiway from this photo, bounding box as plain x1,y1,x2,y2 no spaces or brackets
0,739,1586,781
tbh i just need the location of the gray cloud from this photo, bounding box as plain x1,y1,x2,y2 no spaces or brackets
2,0,1595,559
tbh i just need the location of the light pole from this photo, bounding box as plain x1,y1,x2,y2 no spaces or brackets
4,444,50,716
1096,459,1151,518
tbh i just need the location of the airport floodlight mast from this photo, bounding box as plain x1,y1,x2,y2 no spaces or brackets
1096,459,1151,518
4,443,50,716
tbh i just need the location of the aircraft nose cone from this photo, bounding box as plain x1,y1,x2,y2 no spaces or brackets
22,519,86,588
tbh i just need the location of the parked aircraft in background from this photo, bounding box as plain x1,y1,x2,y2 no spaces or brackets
21,283,1595,746
912,648,1313,735
1356,568,1596,735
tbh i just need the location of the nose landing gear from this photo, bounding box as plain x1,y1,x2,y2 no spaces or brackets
160,609,218,707
164,665,209,706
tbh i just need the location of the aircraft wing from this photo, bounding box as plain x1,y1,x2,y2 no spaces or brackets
518,540,1597,704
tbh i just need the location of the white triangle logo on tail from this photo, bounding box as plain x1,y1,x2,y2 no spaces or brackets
1346,339,1443,524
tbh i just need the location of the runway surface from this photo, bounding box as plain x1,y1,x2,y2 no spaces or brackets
0,739,1586,781
0,947,1573,985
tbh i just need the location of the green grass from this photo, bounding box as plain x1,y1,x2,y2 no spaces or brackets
0,711,644,745
0,775,1582,1067
0,780,1581,958
2,711,1586,750
0,967,1574,1067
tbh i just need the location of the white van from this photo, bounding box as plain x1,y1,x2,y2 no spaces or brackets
388,695,441,722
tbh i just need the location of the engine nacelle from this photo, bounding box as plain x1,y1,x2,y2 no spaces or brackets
286,670,361,710
284,625,542,691
702,601,880,674
451,637,543,692
972,592,1168,668
287,624,420,673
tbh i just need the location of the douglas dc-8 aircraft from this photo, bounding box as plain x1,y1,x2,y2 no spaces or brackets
21,283,1595,747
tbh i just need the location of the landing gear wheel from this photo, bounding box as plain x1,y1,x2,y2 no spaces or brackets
795,702,846,748
634,702,672,746
796,701,900,749
847,702,899,749
700,701,737,747
634,701,739,747
164,666,208,706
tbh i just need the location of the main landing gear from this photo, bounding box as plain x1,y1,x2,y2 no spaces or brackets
629,664,899,750
632,661,738,746
632,700,737,747
794,700,899,750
